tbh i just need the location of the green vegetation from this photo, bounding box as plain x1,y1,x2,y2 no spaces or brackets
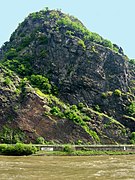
5,48,18,60
129,59,135,65
57,14,116,51
82,106,126,135
101,91,113,98
66,30,74,36
77,102,85,110
130,132,135,144
127,101,135,116
21,36,33,48
0,126,25,144
64,108,85,125
102,39,113,49
30,74,51,94
63,145,75,153
49,10,60,19
50,106,64,118
114,89,122,96
36,149,135,156
4,77,12,85
0,143,37,156
103,117,125,129
102,90,122,98
3,48,56,95
3,56,33,76
13,7,117,58
75,139,83,145
94,105,101,112
49,104,100,143
78,39,86,49
90,45,98,53
36,137,45,144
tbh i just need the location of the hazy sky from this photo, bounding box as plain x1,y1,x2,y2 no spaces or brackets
0,0,135,58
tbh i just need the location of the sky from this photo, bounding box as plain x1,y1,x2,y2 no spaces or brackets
0,0,135,59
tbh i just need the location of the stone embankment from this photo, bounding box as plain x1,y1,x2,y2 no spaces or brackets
35,145,135,152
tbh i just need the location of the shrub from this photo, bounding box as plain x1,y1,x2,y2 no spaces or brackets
21,36,32,48
4,77,12,85
5,48,18,60
114,89,122,96
0,126,25,144
50,106,64,118
130,132,135,144
78,102,85,109
94,105,101,112
129,59,135,65
75,140,83,145
83,115,90,121
113,44,119,53
51,84,58,95
127,102,135,116
63,145,74,153
90,45,98,53
49,10,60,19
101,92,107,99
66,30,73,36
78,39,86,49
36,137,45,144
0,144,7,153
107,91,113,96
3,58,32,76
101,91,113,99
1,143,37,156
64,109,85,125
71,105,78,111
30,74,51,94
102,39,113,49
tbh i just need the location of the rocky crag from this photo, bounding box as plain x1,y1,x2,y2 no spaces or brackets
0,8,135,144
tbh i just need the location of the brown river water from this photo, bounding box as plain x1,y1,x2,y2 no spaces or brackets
0,155,135,180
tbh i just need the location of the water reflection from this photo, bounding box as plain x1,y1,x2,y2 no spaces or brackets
0,155,135,179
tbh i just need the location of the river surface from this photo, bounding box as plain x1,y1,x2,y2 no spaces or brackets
0,155,135,180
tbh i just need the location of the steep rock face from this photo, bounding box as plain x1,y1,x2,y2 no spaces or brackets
14,93,95,144
0,65,96,143
0,9,134,144
1,64,129,144
0,10,130,113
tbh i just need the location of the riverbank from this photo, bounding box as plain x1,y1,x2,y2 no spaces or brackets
1,144,135,156
34,144,135,156
34,144,135,152
35,150,135,156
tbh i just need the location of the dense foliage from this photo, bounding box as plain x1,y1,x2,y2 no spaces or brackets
0,143,37,156
0,126,25,144
127,102,135,116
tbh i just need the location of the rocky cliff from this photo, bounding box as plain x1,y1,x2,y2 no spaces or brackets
0,9,135,144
